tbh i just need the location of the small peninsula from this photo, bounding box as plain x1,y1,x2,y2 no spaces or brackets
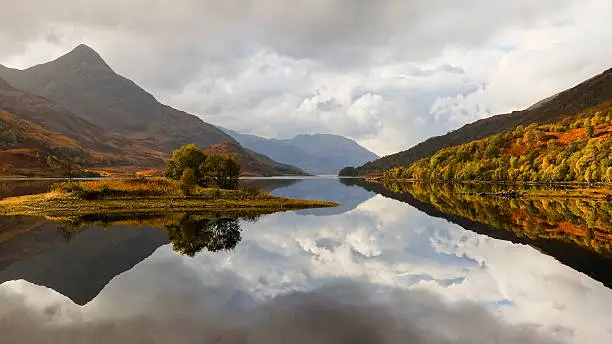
0,178,337,219
0,144,338,219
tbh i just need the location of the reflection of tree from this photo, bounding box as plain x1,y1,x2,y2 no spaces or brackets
380,181,612,257
164,216,242,257
50,212,256,257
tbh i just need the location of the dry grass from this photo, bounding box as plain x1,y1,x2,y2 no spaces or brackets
0,178,338,218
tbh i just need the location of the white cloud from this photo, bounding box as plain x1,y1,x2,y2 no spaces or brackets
0,0,610,156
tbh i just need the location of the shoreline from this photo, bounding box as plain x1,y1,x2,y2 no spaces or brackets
0,193,338,218
0,179,339,218
365,178,612,200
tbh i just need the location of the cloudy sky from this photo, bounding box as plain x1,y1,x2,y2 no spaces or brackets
0,0,611,155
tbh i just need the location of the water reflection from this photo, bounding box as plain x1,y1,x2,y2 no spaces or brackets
253,177,377,216
0,213,250,305
165,215,244,256
0,179,54,199
1,178,612,343
348,179,612,288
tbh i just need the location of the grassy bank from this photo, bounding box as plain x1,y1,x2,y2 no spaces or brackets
0,178,338,218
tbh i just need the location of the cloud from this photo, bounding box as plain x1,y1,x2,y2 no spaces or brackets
0,0,610,155
0,278,560,344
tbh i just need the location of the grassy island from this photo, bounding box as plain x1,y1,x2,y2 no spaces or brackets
0,178,338,218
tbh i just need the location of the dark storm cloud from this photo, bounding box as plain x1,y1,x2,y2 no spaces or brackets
0,280,560,344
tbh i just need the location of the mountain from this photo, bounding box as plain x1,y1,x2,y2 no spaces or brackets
0,44,235,152
0,108,96,175
204,141,307,176
353,67,612,175
386,100,612,182
0,76,165,167
222,129,379,175
0,45,305,176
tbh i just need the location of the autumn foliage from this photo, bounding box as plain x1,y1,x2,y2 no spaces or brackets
385,102,612,183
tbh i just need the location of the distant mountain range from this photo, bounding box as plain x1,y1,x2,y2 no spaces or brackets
221,128,379,175
0,45,307,176
352,67,612,175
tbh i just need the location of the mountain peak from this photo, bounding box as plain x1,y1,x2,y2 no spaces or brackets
55,44,111,70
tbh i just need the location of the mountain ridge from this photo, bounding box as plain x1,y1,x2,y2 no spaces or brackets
221,128,379,175
0,44,236,152
0,45,306,176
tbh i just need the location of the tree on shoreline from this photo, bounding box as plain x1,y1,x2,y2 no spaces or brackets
165,144,241,189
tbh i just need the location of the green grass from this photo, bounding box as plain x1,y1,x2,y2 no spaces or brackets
0,178,338,218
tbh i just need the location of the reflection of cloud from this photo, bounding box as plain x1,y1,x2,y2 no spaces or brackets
2,182,612,343
0,278,559,344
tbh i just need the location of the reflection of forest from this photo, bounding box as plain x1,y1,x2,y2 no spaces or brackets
383,181,612,257
347,179,612,288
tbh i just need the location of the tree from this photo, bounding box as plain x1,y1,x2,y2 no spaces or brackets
180,168,196,196
200,154,241,189
585,119,595,138
165,144,207,183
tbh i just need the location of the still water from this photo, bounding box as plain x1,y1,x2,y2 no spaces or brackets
1,178,611,343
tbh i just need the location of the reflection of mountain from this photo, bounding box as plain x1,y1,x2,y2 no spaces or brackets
349,179,612,288
0,217,168,305
240,178,302,193
263,178,376,216
0,180,55,200
0,214,248,305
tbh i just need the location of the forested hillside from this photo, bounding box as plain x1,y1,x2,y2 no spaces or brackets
354,67,612,175
385,102,612,183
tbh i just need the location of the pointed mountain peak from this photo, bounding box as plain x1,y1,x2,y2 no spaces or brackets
55,44,111,70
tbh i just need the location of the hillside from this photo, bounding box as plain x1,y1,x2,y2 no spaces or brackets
0,44,235,152
222,129,379,175
0,45,306,176
354,67,612,175
0,109,95,175
385,101,612,183
205,141,307,176
0,76,165,167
